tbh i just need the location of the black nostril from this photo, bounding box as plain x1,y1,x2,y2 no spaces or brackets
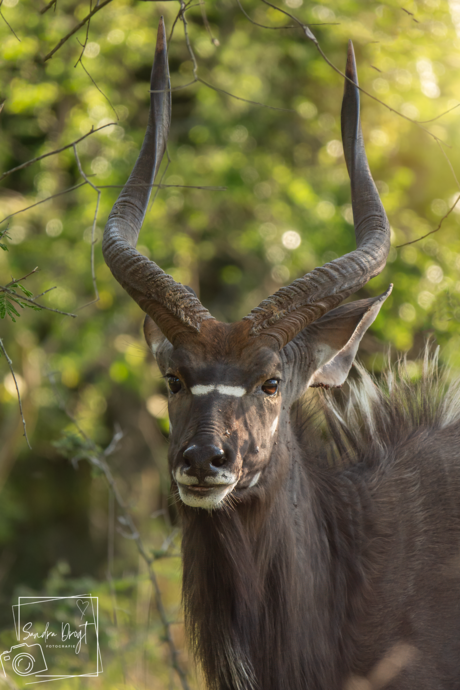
182,444,227,473
210,449,226,468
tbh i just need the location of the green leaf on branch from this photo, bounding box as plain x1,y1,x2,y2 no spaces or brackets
0,229,10,251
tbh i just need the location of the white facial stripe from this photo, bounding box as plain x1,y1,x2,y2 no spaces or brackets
270,416,279,437
190,384,246,397
248,471,261,489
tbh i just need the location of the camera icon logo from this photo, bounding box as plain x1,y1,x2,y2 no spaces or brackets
0,643,48,677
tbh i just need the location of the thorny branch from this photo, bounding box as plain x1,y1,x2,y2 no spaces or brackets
48,374,190,690
0,338,31,449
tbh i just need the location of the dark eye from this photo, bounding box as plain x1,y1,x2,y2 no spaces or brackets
167,376,182,394
262,379,279,396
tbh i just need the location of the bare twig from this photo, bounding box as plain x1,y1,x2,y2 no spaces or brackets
397,194,460,248
0,338,31,449
98,183,226,191
0,123,116,183
259,0,449,147
39,0,57,14
76,53,119,119
0,182,87,226
0,181,225,228
397,139,460,247
161,1,296,111
180,0,198,82
199,0,219,45
74,0,93,69
48,376,191,690
4,267,39,288
43,0,114,62
197,76,294,111
0,0,20,42
73,145,100,307
235,0,338,30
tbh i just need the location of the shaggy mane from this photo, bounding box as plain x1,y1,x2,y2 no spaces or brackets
297,348,460,471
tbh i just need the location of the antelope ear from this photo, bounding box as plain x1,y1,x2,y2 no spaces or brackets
144,314,168,357
303,286,392,389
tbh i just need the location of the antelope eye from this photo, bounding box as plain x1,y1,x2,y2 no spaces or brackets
167,376,182,394
262,379,279,396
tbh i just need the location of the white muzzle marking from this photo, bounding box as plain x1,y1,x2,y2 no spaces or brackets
174,467,239,509
190,384,246,397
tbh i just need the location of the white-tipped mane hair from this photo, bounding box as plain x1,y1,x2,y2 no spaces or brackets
316,346,460,467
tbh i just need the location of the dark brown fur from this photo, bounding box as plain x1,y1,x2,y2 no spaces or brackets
178,358,460,690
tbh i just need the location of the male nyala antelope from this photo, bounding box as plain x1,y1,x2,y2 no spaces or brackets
103,20,460,690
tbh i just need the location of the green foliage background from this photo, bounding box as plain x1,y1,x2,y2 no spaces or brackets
1,0,460,686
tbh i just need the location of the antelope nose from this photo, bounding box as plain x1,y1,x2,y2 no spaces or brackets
182,444,227,480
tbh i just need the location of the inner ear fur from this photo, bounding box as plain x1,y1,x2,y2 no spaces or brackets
144,314,167,356
294,287,392,390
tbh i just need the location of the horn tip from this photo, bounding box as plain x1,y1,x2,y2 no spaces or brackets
156,16,167,51
345,40,358,85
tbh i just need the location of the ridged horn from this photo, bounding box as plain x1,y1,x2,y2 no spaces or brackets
102,18,214,345
242,40,391,350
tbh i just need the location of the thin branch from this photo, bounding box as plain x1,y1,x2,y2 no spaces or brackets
416,103,460,125
0,338,31,449
47,376,191,690
76,53,119,119
199,0,220,46
0,180,225,227
4,267,39,289
0,182,87,226
197,76,295,111
98,183,226,191
0,285,77,317
39,0,57,14
43,0,114,62
0,123,116,183
235,0,338,30
161,0,295,110
259,0,449,147
0,0,20,42
73,145,100,307
396,199,460,248
397,135,460,248
180,0,199,82
74,0,93,69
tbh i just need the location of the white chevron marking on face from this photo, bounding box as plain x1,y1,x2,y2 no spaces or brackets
190,384,246,397
270,416,279,437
